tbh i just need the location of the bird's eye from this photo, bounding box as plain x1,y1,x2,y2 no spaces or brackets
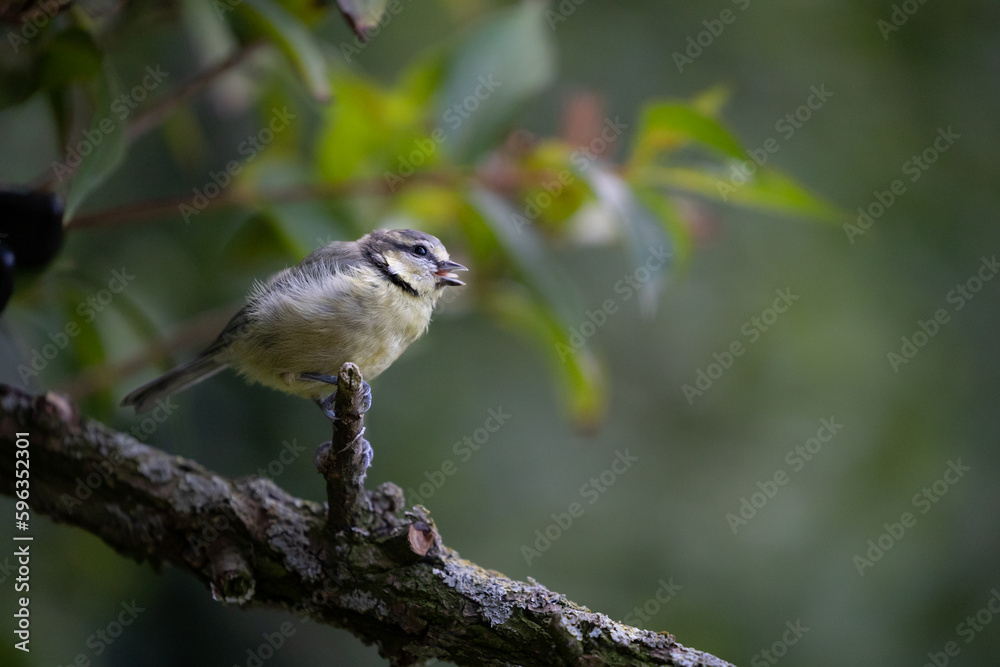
412,245,428,256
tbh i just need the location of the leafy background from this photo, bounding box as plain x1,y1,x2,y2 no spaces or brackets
1,0,999,665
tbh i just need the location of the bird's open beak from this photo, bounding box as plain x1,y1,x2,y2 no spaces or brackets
435,260,468,286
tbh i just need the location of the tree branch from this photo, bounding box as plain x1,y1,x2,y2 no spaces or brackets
315,362,373,533
0,382,733,667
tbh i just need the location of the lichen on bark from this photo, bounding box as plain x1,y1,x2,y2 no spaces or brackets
0,380,734,667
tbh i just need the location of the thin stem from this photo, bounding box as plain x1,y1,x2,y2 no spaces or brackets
33,43,264,196
66,169,474,231
125,42,264,143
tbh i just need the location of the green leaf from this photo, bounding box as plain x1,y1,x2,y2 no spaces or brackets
63,63,129,221
465,187,605,428
238,0,331,102
54,283,110,410
629,102,745,167
222,209,307,272
336,0,390,37
466,187,577,322
315,72,428,183
689,84,733,117
582,167,673,317
633,186,693,271
640,165,843,221
437,1,556,162
39,29,103,90
517,139,597,234
398,50,448,109
486,287,606,432
0,68,40,112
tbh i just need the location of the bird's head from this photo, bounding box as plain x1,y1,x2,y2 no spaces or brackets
363,229,467,298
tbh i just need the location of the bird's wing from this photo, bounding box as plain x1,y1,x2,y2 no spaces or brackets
203,304,253,357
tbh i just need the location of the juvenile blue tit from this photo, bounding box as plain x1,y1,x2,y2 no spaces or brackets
121,229,467,418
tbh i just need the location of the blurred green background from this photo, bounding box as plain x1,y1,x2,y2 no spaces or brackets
2,1,999,665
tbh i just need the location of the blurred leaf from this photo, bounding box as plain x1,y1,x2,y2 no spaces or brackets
437,1,556,162
689,84,733,117
398,50,448,108
162,107,208,172
633,186,693,270
59,285,109,409
0,68,40,112
582,167,673,317
274,0,329,24
63,63,128,221
238,0,331,102
39,29,102,89
316,73,425,182
486,287,605,432
465,188,605,428
396,184,464,227
316,75,379,182
466,187,576,322
99,289,162,348
516,139,596,234
628,101,744,168
315,60,442,184
222,210,307,271
336,0,389,37
640,165,842,221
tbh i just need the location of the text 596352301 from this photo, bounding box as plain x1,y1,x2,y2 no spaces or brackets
13,432,32,653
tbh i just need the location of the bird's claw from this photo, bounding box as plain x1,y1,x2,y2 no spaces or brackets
304,373,371,421
359,380,372,414
319,392,339,421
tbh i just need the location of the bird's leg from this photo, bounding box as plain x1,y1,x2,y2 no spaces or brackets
301,372,372,420
301,372,339,421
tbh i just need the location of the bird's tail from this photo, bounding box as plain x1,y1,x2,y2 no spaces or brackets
121,354,229,414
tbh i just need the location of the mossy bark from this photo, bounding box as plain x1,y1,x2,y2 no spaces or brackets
0,383,734,667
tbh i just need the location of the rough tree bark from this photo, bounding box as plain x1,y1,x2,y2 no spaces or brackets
0,373,735,667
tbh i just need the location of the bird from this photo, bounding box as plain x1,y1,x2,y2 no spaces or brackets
121,229,467,419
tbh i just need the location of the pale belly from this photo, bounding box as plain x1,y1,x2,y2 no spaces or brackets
227,276,434,399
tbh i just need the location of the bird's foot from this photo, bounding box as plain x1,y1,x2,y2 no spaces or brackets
317,392,338,421
302,372,371,420
302,373,339,420
359,380,372,414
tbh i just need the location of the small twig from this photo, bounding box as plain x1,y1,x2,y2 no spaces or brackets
125,42,264,143
30,43,263,195
64,140,624,232
314,362,372,533
65,170,466,231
